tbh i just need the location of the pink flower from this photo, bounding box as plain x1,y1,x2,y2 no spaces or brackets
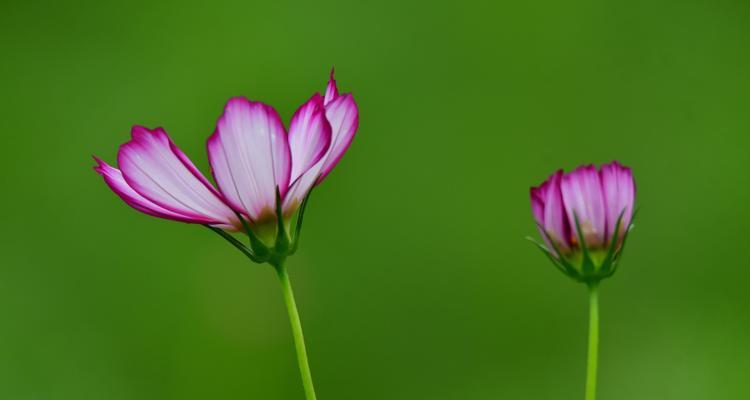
95,71,358,260
529,161,636,282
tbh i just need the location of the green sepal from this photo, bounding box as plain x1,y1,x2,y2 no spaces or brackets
606,208,638,277
273,186,290,255
598,209,626,277
526,237,578,279
234,211,270,261
534,223,582,281
205,225,261,263
289,188,313,255
205,188,325,268
532,206,638,284
572,212,595,277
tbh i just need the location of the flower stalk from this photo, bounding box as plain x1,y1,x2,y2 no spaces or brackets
94,70,359,399
276,262,317,400
528,162,636,400
585,281,599,400
205,189,320,398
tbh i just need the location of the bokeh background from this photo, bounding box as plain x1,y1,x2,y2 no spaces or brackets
2,0,750,399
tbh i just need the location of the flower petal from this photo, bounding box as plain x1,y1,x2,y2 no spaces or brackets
288,93,332,184
530,186,552,250
560,165,606,246
324,68,339,106
600,161,636,242
316,93,359,184
282,81,359,213
280,94,334,214
117,126,237,226
542,171,571,250
94,156,203,222
282,166,320,215
530,187,545,227
531,170,570,252
207,98,291,221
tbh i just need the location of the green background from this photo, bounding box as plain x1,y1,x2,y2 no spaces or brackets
2,0,749,398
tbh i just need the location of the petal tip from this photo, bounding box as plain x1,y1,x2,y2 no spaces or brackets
130,125,151,140
225,96,250,108
324,68,340,105
307,92,326,108
92,155,110,173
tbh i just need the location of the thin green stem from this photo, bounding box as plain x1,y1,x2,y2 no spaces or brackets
276,264,317,400
585,281,600,400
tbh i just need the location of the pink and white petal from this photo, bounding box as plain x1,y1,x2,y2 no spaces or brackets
530,186,555,252
324,68,339,106
541,171,571,250
117,126,238,226
94,157,211,223
282,95,336,213
282,166,319,215
315,94,359,184
207,98,291,221
288,93,332,183
560,165,606,246
530,187,545,227
600,161,636,241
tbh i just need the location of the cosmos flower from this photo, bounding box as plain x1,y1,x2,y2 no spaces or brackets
529,161,637,400
529,161,636,282
94,71,358,400
95,71,358,259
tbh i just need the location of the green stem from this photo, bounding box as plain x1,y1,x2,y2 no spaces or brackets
585,281,600,400
276,264,317,400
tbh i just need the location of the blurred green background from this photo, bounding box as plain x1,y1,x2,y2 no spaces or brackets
2,0,750,398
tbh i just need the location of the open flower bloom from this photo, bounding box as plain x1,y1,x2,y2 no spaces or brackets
529,161,636,282
95,71,358,259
